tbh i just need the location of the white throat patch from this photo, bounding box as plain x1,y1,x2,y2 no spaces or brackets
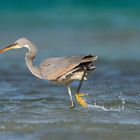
24,44,31,51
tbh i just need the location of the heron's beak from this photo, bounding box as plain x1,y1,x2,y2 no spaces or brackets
0,43,17,53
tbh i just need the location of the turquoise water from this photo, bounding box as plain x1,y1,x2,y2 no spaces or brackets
0,1,140,58
0,1,140,140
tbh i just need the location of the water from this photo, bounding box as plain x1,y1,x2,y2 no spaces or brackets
0,60,140,140
0,1,140,140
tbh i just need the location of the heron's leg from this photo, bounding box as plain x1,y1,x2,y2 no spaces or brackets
75,67,88,108
76,67,87,93
67,85,75,109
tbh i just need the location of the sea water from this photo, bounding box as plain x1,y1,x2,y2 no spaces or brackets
0,1,140,140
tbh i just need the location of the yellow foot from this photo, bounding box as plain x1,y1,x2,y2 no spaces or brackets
75,93,88,108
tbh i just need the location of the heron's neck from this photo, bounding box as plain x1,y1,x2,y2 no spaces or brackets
25,43,41,79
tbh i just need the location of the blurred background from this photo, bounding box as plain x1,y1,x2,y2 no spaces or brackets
0,1,140,140
0,0,140,61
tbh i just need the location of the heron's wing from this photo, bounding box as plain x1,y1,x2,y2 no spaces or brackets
40,55,97,81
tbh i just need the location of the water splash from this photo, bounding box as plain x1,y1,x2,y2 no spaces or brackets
119,95,126,110
84,95,126,112
87,103,108,111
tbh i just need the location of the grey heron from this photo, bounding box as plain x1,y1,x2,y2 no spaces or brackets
0,38,97,109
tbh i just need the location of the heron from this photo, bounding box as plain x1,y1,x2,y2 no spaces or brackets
0,38,97,109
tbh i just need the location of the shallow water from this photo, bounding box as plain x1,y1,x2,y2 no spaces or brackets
0,60,140,140
0,2,140,139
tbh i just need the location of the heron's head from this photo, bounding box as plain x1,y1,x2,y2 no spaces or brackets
0,38,30,53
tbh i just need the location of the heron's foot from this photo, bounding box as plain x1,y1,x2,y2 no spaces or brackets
75,93,88,108
76,93,88,97
70,102,75,109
